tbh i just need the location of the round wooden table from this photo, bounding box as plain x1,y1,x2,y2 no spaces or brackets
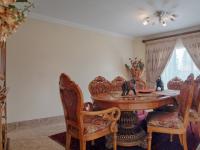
92,90,179,148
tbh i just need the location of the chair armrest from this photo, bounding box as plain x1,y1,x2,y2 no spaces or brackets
81,107,121,121
81,107,121,132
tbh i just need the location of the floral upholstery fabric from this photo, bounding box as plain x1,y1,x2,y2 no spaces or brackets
192,75,200,113
83,116,112,134
179,76,194,118
147,111,184,129
189,109,200,122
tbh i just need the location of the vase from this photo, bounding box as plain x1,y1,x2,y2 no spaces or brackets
130,67,143,79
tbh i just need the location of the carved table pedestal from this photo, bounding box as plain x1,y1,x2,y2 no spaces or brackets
92,90,179,148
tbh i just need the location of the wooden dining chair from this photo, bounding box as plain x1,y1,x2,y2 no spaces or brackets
59,73,121,150
110,76,147,91
156,75,190,113
167,76,184,112
111,76,126,91
167,76,184,90
189,75,200,136
147,75,195,150
88,76,112,111
88,76,111,96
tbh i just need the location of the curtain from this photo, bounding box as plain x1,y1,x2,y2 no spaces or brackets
161,44,200,88
146,38,177,88
181,32,200,70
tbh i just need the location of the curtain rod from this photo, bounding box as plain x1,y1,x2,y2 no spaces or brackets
142,29,200,43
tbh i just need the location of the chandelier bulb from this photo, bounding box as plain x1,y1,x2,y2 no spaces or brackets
143,17,150,26
143,20,149,25
162,21,167,27
170,14,176,21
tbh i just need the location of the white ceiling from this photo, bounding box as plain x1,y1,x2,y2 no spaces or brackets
31,0,200,38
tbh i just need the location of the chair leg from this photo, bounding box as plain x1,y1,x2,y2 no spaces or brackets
182,133,188,150
91,140,95,146
190,122,195,136
80,139,86,150
147,132,152,150
178,134,183,145
113,132,117,150
170,134,173,142
198,122,200,137
66,133,71,150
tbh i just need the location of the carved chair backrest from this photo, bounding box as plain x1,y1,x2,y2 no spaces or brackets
111,76,126,91
178,74,194,126
59,73,84,129
192,75,200,113
89,76,111,96
167,76,184,90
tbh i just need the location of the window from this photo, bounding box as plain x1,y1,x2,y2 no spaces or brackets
161,44,200,89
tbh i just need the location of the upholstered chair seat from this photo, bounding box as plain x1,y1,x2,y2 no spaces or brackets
83,102,113,134
83,116,112,134
147,111,183,129
189,109,200,122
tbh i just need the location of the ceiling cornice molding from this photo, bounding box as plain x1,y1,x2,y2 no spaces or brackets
29,13,134,40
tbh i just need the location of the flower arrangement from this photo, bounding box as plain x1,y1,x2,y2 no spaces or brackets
125,57,144,79
0,0,33,41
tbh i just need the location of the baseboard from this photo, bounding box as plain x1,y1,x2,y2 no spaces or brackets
8,115,65,132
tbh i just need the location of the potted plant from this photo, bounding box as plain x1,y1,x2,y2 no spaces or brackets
125,57,144,79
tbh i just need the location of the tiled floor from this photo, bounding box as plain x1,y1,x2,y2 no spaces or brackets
7,120,200,150
8,121,66,150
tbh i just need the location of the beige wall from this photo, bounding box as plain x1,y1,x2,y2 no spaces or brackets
7,18,145,123
133,38,146,80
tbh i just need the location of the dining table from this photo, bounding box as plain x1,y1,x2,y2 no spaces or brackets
91,90,180,148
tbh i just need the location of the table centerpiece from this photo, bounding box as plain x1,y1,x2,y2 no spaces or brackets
125,57,144,79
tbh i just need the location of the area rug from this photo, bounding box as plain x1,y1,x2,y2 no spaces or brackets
50,122,200,150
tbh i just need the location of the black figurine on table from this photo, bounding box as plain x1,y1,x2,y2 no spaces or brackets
156,76,164,91
121,79,136,96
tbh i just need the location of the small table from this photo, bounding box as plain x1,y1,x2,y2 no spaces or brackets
92,90,179,148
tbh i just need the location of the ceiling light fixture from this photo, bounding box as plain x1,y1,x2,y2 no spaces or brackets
143,10,177,27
